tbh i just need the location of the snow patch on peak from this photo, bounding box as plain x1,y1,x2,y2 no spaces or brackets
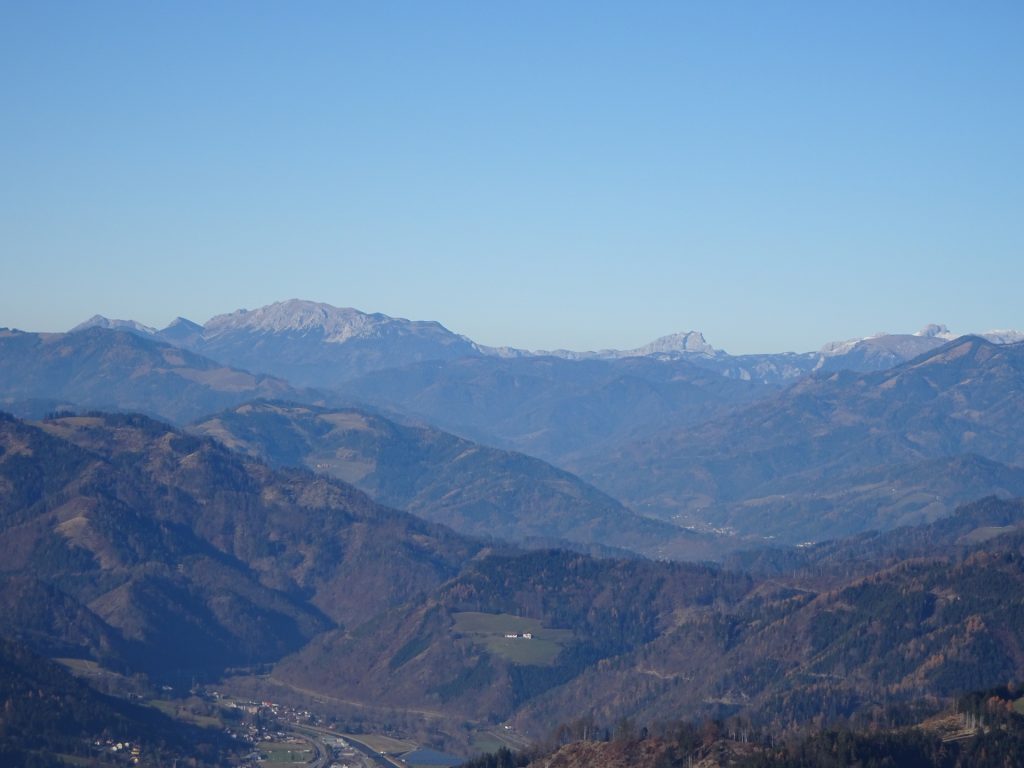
820,326,956,356
819,335,874,356
165,316,201,330
200,299,467,346
981,329,1024,345
475,344,533,359
203,300,384,342
71,315,157,335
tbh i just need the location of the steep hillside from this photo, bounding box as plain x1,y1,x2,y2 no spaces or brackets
575,337,1024,541
271,501,1024,738
335,354,771,464
725,495,1024,583
192,401,720,560
275,550,749,723
0,637,238,767
0,411,480,678
0,327,308,424
711,454,1024,542
512,517,1024,737
517,690,1024,768
5,409,1024,747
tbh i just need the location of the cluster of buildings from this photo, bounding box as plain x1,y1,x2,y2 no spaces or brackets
95,739,142,764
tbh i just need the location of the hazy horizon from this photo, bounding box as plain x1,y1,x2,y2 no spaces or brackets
8,297,1019,358
3,2,1022,354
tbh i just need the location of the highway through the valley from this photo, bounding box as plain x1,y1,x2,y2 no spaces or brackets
294,724,405,768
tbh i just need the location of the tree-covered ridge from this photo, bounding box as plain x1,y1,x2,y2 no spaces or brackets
0,411,481,681
275,548,751,720
4,408,1024,744
0,327,307,424
190,400,717,560
725,495,1024,584
470,685,1024,768
512,513,1024,736
742,686,1024,767
578,336,1024,543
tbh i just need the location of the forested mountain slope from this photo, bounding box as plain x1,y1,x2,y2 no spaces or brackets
574,337,1024,541
192,401,721,560
0,410,479,679
0,327,309,424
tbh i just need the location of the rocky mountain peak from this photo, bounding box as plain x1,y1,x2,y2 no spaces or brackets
633,330,717,357
203,299,381,340
157,316,204,346
165,316,202,331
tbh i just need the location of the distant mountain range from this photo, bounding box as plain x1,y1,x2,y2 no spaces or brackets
5,298,1024,757
0,324,732,560
8,296,1024,548
0,299,1014,547
74,301,480,387
71,298,1024,386
573,335,1024,542
333,354,769,463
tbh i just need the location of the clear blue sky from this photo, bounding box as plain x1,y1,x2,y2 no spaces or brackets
2,2,1022,353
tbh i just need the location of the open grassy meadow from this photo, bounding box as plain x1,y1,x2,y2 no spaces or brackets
451,612,572,666
147,698,223,729
257,740,314,763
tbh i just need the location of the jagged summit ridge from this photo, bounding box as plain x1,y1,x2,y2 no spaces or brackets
632,330,717,357
169,299,480,385
201,299,461,344
64,303,1023,388
513,330,720,361
203,299,371,337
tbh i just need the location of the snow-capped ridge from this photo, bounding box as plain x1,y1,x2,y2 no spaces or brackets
165,316,202,331
71,315,157,336
818,332,890,357
65,303,1023,387
980,329,1024,345
819,325,958,357
202,299,461,344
